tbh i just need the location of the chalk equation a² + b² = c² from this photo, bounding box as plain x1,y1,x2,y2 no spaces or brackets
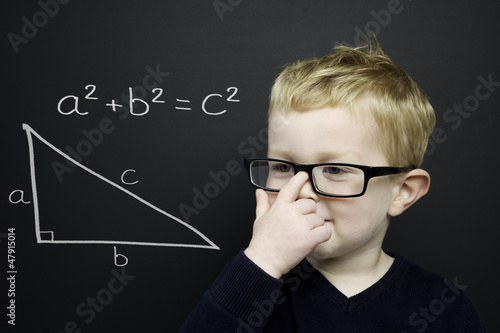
57,84,240,117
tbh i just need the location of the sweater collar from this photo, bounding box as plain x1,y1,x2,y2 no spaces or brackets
307,252,406,312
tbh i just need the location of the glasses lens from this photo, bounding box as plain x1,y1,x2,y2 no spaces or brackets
250,160,295,191
312,165,365,196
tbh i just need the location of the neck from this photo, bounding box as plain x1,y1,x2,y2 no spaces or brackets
307,248,394,297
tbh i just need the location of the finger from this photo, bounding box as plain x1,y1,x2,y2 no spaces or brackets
293,198,317,214
303,213,324,228
255,189,271,220
276,171,309,203
309,225,332,245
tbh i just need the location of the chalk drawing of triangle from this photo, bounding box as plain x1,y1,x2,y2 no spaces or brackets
23,123,219,250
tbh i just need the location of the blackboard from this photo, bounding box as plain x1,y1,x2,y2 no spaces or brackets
3,1,499,332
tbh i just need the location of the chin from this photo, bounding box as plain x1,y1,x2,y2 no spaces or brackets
308,242,338,261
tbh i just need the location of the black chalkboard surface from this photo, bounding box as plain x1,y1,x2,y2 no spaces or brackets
2,1,499,332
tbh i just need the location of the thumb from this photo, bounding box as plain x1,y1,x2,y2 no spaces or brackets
255,189,271,219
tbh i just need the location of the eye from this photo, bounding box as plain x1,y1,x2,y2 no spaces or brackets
278,163,292,173
324,166,344,175
268,162,294,180
270,162,293,174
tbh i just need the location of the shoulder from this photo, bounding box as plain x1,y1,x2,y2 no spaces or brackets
391,253,466,297
390,253,486,332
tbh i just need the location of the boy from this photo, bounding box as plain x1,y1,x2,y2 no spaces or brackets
180,35,486,332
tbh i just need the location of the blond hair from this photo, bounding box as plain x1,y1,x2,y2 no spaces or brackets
268,34,436,168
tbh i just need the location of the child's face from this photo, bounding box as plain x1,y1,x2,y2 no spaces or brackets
267,105,398,262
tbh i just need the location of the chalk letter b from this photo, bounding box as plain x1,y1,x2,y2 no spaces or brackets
114,247,128,266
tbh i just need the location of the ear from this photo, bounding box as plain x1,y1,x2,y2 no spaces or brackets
388,169,430,217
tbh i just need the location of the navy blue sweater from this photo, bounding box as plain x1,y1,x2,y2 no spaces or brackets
180,252,486,332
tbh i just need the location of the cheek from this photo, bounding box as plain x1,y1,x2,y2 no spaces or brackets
363,178,395,213
324,195,388,229
325,200,365,223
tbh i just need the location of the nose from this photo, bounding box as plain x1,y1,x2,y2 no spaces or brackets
296,172,320,202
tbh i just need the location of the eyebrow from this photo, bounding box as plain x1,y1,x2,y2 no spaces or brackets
267,149,361,163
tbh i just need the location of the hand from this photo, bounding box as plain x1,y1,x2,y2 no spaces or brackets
244,172,332,278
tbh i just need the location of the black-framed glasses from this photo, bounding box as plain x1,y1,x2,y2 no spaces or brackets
244,158,414,198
